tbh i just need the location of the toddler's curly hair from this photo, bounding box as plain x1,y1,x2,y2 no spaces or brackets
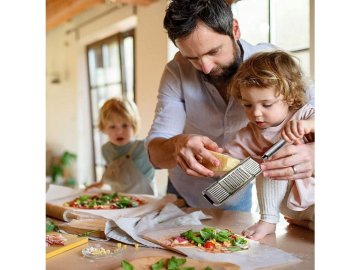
229,50,307,110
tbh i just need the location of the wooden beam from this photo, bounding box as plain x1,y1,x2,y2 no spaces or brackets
46,0,159,32
111,0,156,5
47,0,104,31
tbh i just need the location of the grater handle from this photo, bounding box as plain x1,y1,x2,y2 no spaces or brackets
262,139,286,160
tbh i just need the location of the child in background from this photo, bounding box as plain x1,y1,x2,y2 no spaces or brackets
86,98,156,195
225,50,315,240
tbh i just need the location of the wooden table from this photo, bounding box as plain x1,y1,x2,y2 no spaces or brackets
46,208,314,270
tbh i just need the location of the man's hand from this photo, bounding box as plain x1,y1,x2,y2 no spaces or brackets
173,134,223,177
147,134,222,177
260,143,314,180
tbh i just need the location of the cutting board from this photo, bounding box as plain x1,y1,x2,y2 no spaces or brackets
46,233,88,259
57,218,107,239
115,256,240,270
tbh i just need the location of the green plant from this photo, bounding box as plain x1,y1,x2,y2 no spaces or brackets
51,151,77,186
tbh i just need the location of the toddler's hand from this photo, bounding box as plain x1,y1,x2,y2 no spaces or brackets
281,119,313,144
84,181,103,191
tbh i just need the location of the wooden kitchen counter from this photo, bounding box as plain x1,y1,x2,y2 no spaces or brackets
46,208,314,270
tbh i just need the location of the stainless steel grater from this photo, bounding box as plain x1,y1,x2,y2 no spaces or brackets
202,139,286,206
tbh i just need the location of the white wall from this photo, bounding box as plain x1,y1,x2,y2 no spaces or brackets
136,2,169,194
46,1,169,194
46,25,79,180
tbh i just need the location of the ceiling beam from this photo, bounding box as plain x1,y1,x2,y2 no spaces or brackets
47,0,234,32
47,0,104,32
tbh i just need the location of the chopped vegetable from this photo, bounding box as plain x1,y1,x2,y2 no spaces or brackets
64,192,145,209
204,241,215,249
121,260,134,270
46,219,58,232
181,230,204,245
78,230,97,237
167,256,186,270
123,257,213,270
151,258,164,270
170,227,249,253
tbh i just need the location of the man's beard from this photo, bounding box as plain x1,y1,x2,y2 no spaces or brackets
203,41,241,86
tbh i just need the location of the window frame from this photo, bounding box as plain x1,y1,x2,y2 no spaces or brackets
86,29,135,181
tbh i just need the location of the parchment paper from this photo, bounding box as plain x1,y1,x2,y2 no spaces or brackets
105,203,212,247
141,225,302,270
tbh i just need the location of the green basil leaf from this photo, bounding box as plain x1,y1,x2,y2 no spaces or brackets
167,256,186,270
199,228,213,240
46,219,58,232
151,259,164,270
79,195,89,202
235,236,248,245
226,246,242,251
121,260,134,270
180,230,204,245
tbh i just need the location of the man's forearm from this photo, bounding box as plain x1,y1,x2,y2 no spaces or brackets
147,137,179,169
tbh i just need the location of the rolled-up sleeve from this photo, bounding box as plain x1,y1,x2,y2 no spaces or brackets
145,61,186,149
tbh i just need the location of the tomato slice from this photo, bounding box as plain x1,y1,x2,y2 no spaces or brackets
204,241,215,249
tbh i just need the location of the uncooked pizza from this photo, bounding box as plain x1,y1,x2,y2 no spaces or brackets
163,227,249,253
63,192,145,209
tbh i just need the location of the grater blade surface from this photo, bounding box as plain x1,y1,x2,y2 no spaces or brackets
202,157,261,206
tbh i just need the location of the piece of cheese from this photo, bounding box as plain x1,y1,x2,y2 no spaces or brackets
203,151,240,176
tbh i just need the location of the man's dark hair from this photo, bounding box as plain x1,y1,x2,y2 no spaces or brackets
164,0,234,44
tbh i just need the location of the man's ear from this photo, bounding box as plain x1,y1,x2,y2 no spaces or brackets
232,19,241,40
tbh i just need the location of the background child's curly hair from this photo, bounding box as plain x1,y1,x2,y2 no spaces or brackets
229,50,307,110
98,98,140,134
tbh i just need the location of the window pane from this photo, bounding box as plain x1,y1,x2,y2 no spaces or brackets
270,0,310,50
97,86,110,106
88,49,97,87
96,67,105,86
123,36,134,101
103,41,121,84
292,50,311,79
232,0,269,44
91,88,99,126
108,84,122,99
